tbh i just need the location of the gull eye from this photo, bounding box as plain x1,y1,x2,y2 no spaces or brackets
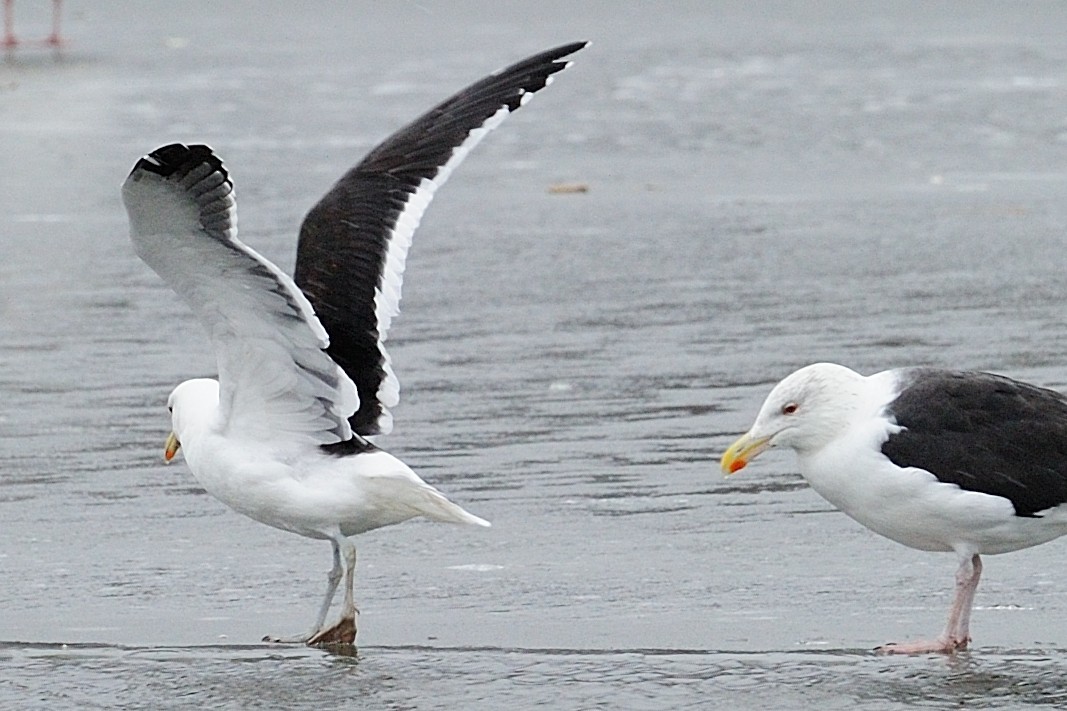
782,402,799,415
167,405,173,413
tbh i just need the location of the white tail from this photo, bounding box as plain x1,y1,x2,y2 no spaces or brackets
419,487,491,528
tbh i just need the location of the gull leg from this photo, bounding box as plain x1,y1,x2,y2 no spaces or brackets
877,553,982,655
3,0,16,49
307,536,358,647
947,554,982,645
338,537,358,622
46,0,62,47
312,539,345,632
263,540,344,644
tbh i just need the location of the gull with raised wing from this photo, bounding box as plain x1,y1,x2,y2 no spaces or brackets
122,42,586,646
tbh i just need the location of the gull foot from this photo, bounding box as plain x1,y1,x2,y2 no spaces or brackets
306,615,357,647
262,632,313,644
875,636,969,655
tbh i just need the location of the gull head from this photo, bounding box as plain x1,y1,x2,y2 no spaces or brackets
164,378,221,463
721,362,867,474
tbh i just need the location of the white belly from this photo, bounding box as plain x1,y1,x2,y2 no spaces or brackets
180,434,427,539
799,423,1067,555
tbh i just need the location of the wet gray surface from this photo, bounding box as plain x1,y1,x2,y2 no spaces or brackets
4,1,1067,708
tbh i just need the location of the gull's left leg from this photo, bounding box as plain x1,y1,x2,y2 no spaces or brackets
307,536,358,646
3,0,17,49
877,553,982,655
46,0,63,47
947,554,982,646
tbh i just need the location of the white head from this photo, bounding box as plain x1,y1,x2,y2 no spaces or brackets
163,378,221,462
721,363,867,474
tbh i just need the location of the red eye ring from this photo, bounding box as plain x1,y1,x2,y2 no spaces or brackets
782,402,799,415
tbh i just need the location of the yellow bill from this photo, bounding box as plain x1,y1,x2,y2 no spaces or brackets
720,433,772,476
164,432,181,463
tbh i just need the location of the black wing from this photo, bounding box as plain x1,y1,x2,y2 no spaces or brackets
294,41,587,436
881,368,1067,517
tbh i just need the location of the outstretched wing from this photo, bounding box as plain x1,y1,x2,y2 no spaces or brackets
294,41,587,436
123,143,359,447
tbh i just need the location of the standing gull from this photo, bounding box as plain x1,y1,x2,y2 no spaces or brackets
721,362,1067,654
122,42,586,646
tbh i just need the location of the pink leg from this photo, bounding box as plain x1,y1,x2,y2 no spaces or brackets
947,554,982,643
307,536,358,647
877,553,982,655
3,0,16,49
45,0,61,46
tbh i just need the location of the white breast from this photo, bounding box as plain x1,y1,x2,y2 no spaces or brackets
795,370,1063,555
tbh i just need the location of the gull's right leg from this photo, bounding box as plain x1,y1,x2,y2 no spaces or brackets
263,539,343,644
